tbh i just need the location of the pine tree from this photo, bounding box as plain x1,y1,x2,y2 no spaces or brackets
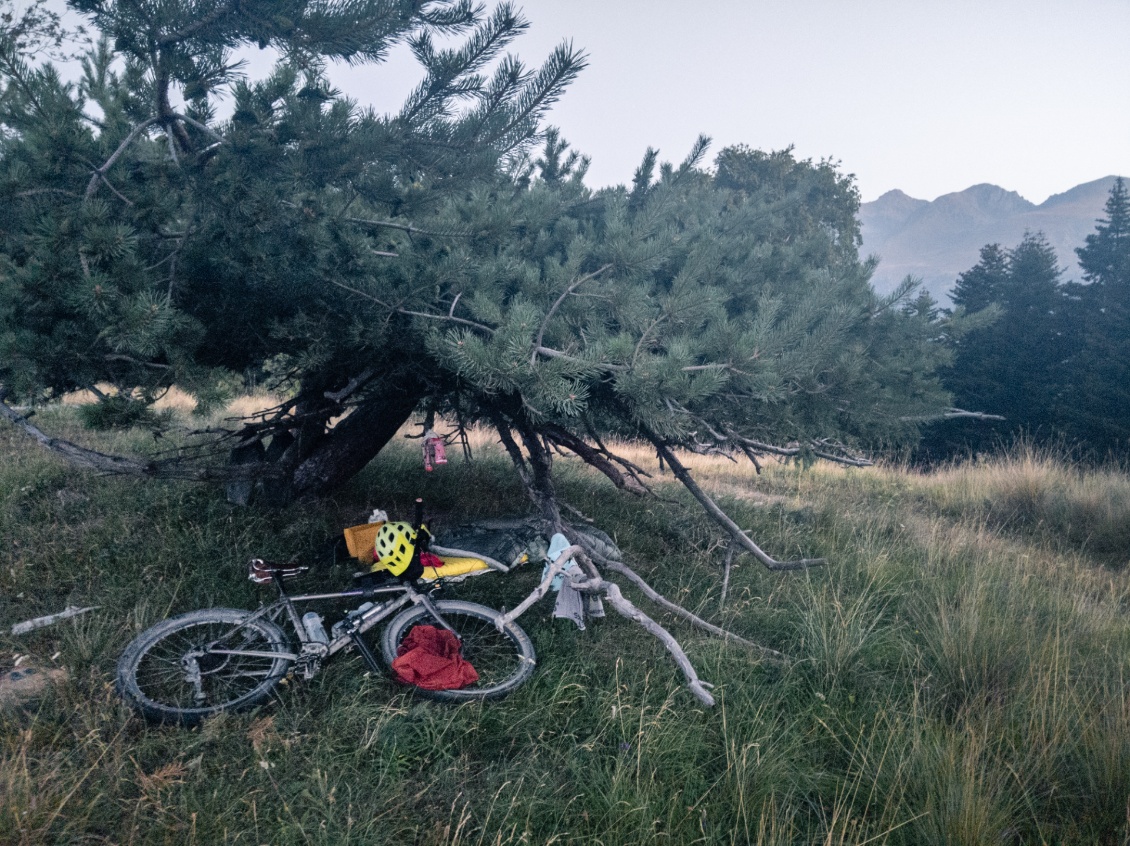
0,3,960,563
0,0,586,495
0,5,973,696
930,233,1066,456
1076,177,1130,292
1060,177,1130,451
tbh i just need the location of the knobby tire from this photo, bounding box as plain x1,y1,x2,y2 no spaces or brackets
116,608,292,725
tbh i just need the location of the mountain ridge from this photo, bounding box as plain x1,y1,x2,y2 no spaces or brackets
860,176,1122,302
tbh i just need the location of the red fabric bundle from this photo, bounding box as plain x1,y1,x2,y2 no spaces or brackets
391,625,479,690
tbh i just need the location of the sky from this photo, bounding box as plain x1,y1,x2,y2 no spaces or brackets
317,0,1129,204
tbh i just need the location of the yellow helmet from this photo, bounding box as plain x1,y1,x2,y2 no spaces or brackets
372,521,417,576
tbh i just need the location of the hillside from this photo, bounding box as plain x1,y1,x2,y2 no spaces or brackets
861,176,1121,302
3,412,1130,844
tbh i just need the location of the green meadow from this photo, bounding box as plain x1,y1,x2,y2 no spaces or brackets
2,410,1129,845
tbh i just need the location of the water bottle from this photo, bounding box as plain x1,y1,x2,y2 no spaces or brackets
301,611,329,646
330,602,375,639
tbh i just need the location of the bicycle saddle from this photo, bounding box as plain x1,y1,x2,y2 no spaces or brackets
248,559,310,585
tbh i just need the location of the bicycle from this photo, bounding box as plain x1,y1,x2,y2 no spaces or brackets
116,501,537,725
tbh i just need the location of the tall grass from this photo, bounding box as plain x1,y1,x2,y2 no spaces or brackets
2,411,1129,843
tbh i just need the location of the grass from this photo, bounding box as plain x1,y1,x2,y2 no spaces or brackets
2,410,1130,844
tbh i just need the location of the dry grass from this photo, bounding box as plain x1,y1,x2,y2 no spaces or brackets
59,384,282,419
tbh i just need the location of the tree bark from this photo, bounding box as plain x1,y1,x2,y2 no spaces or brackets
276,381,425,502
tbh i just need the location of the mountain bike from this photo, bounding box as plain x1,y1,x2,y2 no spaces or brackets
116,502,537,725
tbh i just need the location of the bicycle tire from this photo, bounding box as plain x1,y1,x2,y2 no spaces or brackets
377,600,536,702
116,608,293,725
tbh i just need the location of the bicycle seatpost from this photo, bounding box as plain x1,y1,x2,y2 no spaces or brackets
414,497,430,553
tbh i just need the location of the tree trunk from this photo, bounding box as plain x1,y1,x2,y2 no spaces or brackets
256,381,425,504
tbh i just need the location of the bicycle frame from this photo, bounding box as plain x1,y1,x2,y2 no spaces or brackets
201,572,459,677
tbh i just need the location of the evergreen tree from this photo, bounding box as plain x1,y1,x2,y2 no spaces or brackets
929,233,1066,456
0,2,961,570
0,0,586,495
1076,177,1130,291
1060,177,1130,451
950,243,1008,314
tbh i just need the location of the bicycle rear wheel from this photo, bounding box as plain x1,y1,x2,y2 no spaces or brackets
117,608,293,725
378,600,535,702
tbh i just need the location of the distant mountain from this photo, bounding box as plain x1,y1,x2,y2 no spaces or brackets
860,176,1122,302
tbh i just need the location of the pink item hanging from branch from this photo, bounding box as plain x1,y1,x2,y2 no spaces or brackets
422,429,447,472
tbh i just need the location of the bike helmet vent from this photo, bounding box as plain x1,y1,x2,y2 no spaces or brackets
373,521,417,576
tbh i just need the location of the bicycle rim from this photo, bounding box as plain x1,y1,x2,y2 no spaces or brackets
118,609,291,724
378,600,535,702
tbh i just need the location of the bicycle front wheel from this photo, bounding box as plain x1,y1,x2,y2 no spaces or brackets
117,608,293,725
378,600,536,702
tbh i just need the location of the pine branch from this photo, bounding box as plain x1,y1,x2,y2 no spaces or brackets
0,388,270,483
84,116,162,199
156,0,240,46
540,422,650,495
530,263,613,364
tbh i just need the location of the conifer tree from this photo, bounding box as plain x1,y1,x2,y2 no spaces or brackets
929,233,1067,456
1060,177,1130,451
1077,177,1130,292
1,1,960,563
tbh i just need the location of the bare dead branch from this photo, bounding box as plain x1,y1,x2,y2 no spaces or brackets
737,442,763,474
0,389,275,484
324,369,376,404
728,430,873,468
579,544,787,663
597,580,715,706
495,546,719,706
648,437,825,571
541,422,650,495
85,117,162,200
344,217,473,239
495,547,583,626
900,407,1006,422
720,542,735,610
169,112,225,144
16,188,80,199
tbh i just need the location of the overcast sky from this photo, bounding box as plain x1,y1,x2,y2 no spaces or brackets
319,0,1129,204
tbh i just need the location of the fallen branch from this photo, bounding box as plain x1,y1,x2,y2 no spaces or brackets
11,605,99,635
496,546,717,706
581,544,787,663
495,547,583,626
0,389,276,484
649,437,825,571
720,543,735,609
596,580,715,707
